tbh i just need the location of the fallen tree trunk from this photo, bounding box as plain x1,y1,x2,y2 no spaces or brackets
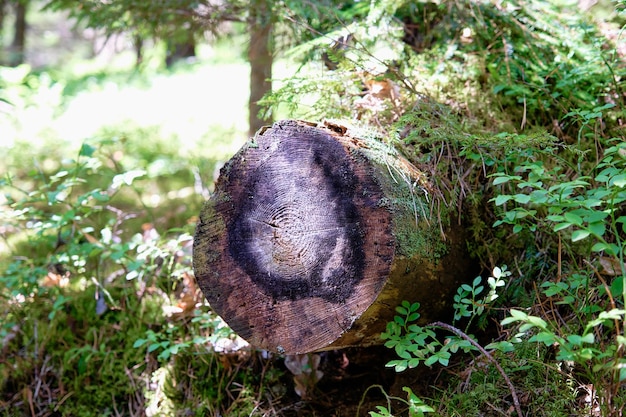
193,120,474,354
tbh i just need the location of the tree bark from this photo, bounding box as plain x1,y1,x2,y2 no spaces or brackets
247,0,272,138
193,120,475,354
8,0,27,67
0,0,6,63
134,34,143,68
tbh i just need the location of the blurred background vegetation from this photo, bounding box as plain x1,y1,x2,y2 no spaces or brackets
1,0,625,416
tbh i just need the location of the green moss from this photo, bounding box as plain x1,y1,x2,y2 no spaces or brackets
0,281,156,416
393,214,448,260
354,132,450,260
435,343,581,417
163,349,280,416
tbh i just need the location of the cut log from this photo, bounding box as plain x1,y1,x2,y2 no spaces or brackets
193,120,474,354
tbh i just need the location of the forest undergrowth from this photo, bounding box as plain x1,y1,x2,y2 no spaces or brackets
2,0,626,416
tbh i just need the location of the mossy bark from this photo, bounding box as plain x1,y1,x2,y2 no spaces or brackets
193,120,474,354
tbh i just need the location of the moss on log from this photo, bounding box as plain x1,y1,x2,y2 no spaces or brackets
193,120,474,354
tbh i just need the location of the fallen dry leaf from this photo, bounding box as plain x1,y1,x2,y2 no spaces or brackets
599,256,625,276
284,354,324,399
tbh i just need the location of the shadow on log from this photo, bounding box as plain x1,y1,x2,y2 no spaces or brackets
193,120,475,354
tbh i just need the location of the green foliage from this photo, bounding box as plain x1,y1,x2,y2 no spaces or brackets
380,130,626,414
489,118,626,414
133,312,234,362
43,0,218,43
267,0,624,138
453,266,508,325
381,267,508,371
4,0,626,414
3,142,127,294
0,37,274,414
360,385,434,417
0,135,266,415
369,387,434,417
378,267,509,414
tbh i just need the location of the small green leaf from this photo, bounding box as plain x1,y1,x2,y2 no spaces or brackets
158,349,172,361
566,334,584,346
513,194,531,204
437,351,451,366
542,282,567,296
526,315,548,329
111,169,146,189
588,222,605,238
396,305,408,315
509,309,528,320
493,195,513,205
598,308,626,321
485,341,515,352
611,173,626,187
553,222,572,232
530,331,557,345
492,266,502,279
133,339,147,349
79,143,96,157
546,214,565,222
571,229,590,242
493,175,515,185
591,242,611,253
408,358,421,368
408,302,420,312
610,276,623,297
586,211,609,223
581,333,595,344
387,360,407,372
424,355,438,367
564,212,583,226
397,349,412,360
407,312,420,322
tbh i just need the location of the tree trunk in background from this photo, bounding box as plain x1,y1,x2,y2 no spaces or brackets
134,34,143,68
193,120,475,354
165,34,196,68
8,0,27,66
0,0,6,64
247,0,273,138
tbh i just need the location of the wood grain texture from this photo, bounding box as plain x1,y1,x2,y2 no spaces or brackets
193,120,471,354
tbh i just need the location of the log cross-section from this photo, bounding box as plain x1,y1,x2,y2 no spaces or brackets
226,125,393,304
193,120,472,354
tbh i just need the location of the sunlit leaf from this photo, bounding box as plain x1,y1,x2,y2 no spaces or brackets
111,169,146,189
571,229,590,242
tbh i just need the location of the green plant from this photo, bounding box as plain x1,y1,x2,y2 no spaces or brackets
133,311,235,362
0,137,236,415
490,131,626,414
359,385,434,417
378,266,517,415
382,266,509,373
2,142,128,294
